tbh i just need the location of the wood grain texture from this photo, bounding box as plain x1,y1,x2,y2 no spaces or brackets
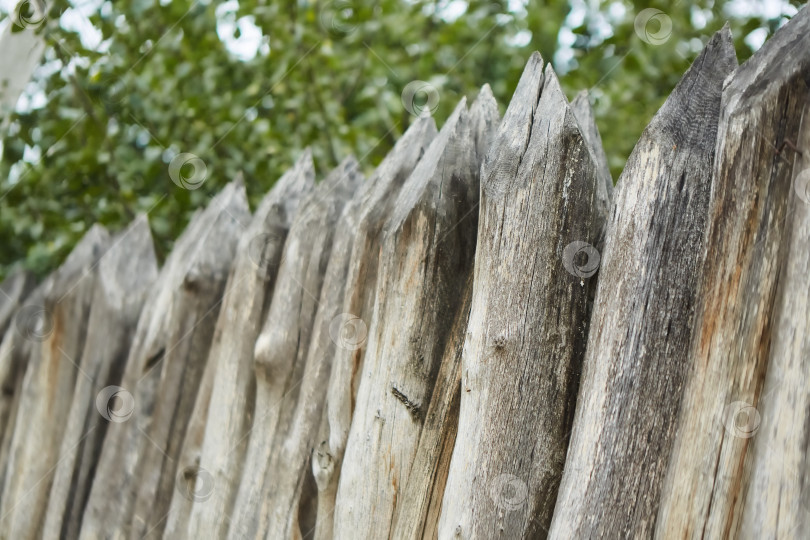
129,182,250,540
254,159,366,540
570,90,613,234
655,7,810,537
312,115,437,540
333,97,483,540
0,279,49,512
388,86,499,540
0,224,110,540
245,157,364,540
438,54,603,539
171,151,315,540
79,182,248,540
43,216,158,540
737,99,810,540
226,157,362,540
548,29,737,539
390,274,472,540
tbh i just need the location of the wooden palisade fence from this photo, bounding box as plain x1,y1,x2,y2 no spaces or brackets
0,6,808,538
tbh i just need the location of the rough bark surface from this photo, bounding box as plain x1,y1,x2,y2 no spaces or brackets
738,99,810,539
333,97,484,539
438,54,603,539
548,29,737,539
0,225,110,540
312,115,437,540
79,182,248,540
43,216,158,540
226,157,362,539
655,7,810,537
175,150,314,540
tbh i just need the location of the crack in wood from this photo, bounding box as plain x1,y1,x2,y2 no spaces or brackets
390,385,422,422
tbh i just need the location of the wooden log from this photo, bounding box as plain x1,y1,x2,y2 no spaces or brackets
0,270,36,340
655,7,810,537
390,274,472,540
333,96,483,539
171,151,315,540
437,53,603,538
311,115,437,540
78,181,248,540
0,279,47,508
128,182,251,540
42,216,158,540
387,87,499,540
250,157,365,540
226,156,362,539
738,100,810,539
0,224,110,539
548,28,737,539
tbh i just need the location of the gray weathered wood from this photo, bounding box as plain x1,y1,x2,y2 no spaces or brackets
0,271,36,340
386,87,499,540
738,99,810,539
42,216,158,540
0,224,110,539
333,97,482,539
312,114,437,540
173,151,315,540
437,54,603,538
389,274,472,540
655,7,810,537
570,90,613,244
0,279,48,510
128,182,250,540
226,157,362,539
252,157,364,540
78,182,248,540
548,29,736,539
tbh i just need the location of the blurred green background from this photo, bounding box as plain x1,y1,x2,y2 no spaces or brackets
0,0,803,280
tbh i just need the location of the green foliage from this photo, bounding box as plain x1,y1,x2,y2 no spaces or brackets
0,0,802,280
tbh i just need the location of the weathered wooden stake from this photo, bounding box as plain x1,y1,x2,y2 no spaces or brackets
226,157,361,539
176,151,315,540
0,225,109,539
43,216,158,540
312,114,437,540
79,182,248,539
549,28,737,539
655,7,810,537
438,53,603,538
